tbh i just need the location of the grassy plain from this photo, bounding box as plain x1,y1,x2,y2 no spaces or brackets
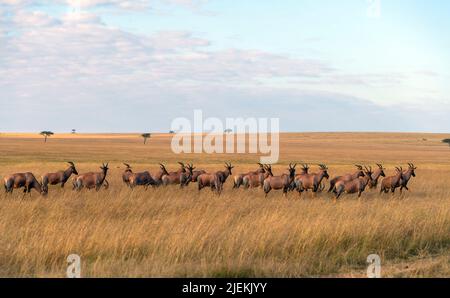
0,132,449,277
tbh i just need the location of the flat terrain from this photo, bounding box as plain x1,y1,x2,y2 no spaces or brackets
0,132,449,277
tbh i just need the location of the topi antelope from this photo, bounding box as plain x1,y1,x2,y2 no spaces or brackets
295,164,329,195
369,163,386,189
233,163,266,189
4,172,46,196
41,162,78,193
263,164,297,197
122,163,133,187
152,164,170,186
380,167,404,194
197,172,223,194
127,165,157,189
73,163,109,191
180,163,196,187
162,162,186,186
400,163,417,194
216,162,234,184
242,164,271,189
334,166,374,201
191,168,206,183
328,165,365,193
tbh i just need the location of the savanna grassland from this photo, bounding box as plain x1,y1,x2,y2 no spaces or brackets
0,132,449,277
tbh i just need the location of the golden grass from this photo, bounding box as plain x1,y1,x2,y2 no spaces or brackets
0,133,449,277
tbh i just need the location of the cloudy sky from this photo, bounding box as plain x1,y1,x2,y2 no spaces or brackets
0,0,449,132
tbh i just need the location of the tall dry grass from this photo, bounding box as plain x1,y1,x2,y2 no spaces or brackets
0,133,449,277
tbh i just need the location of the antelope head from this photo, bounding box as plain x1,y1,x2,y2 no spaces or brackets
408,163,417,177
159,163,169,176
377,163,386,177
288,163,297,178
178,162,186,172
186,163,196,175
100,163,109,173
225,162,234,174
318,164,329,179
264,164,274,177
123,163,132,172
257,163,266,174
355,164,365,178
301,164,310,174
68,161,78,175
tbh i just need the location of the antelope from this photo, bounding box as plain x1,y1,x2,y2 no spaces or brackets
73,163,109,191
295,164,329,195
328,165,365,193
233,163,266,188
197,172,223,194
152,164,170,186
380,167,404,194
263,164,297,197
122,163,133,187
41,162,78,193
191,168,206,183
162,162,186,186
334,166,374,201
4,172,46,196
180,163,196,187
128,165,157,189
242,165,271,189
369,163,386,189
216,162,234,184
400,163,417,193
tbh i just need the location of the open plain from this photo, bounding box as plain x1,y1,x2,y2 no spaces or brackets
0,132,449,277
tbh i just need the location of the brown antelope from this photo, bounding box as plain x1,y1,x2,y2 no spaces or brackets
197,172,223,194
128,165,157,189
295,164,329,195
380,167,404,194
242,165,271,189
41,162,78,192
162,162,186,186
191,168,206,183
180,163,196,187
369,163,386,189
400,163,417,193
216,162,234,184
263,164,297,197
73,163,109,191
233,163,266,188
328,165,365,193
122,163,133,187
152,164,170,186
4,172,46,196
334,166,374,201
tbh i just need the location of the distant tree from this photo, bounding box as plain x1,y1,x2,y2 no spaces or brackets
141,133,151,145
224,129,233,134
169,130,175,134
443,139,450,147
71,129,76,134
40,131,54,143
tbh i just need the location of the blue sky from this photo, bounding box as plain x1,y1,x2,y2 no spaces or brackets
0,0,449,132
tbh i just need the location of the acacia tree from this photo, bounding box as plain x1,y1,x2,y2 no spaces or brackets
40,131,54,143
141,133,151,145
443,139,450,147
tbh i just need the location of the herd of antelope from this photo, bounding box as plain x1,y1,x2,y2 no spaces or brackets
2,161,417,201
